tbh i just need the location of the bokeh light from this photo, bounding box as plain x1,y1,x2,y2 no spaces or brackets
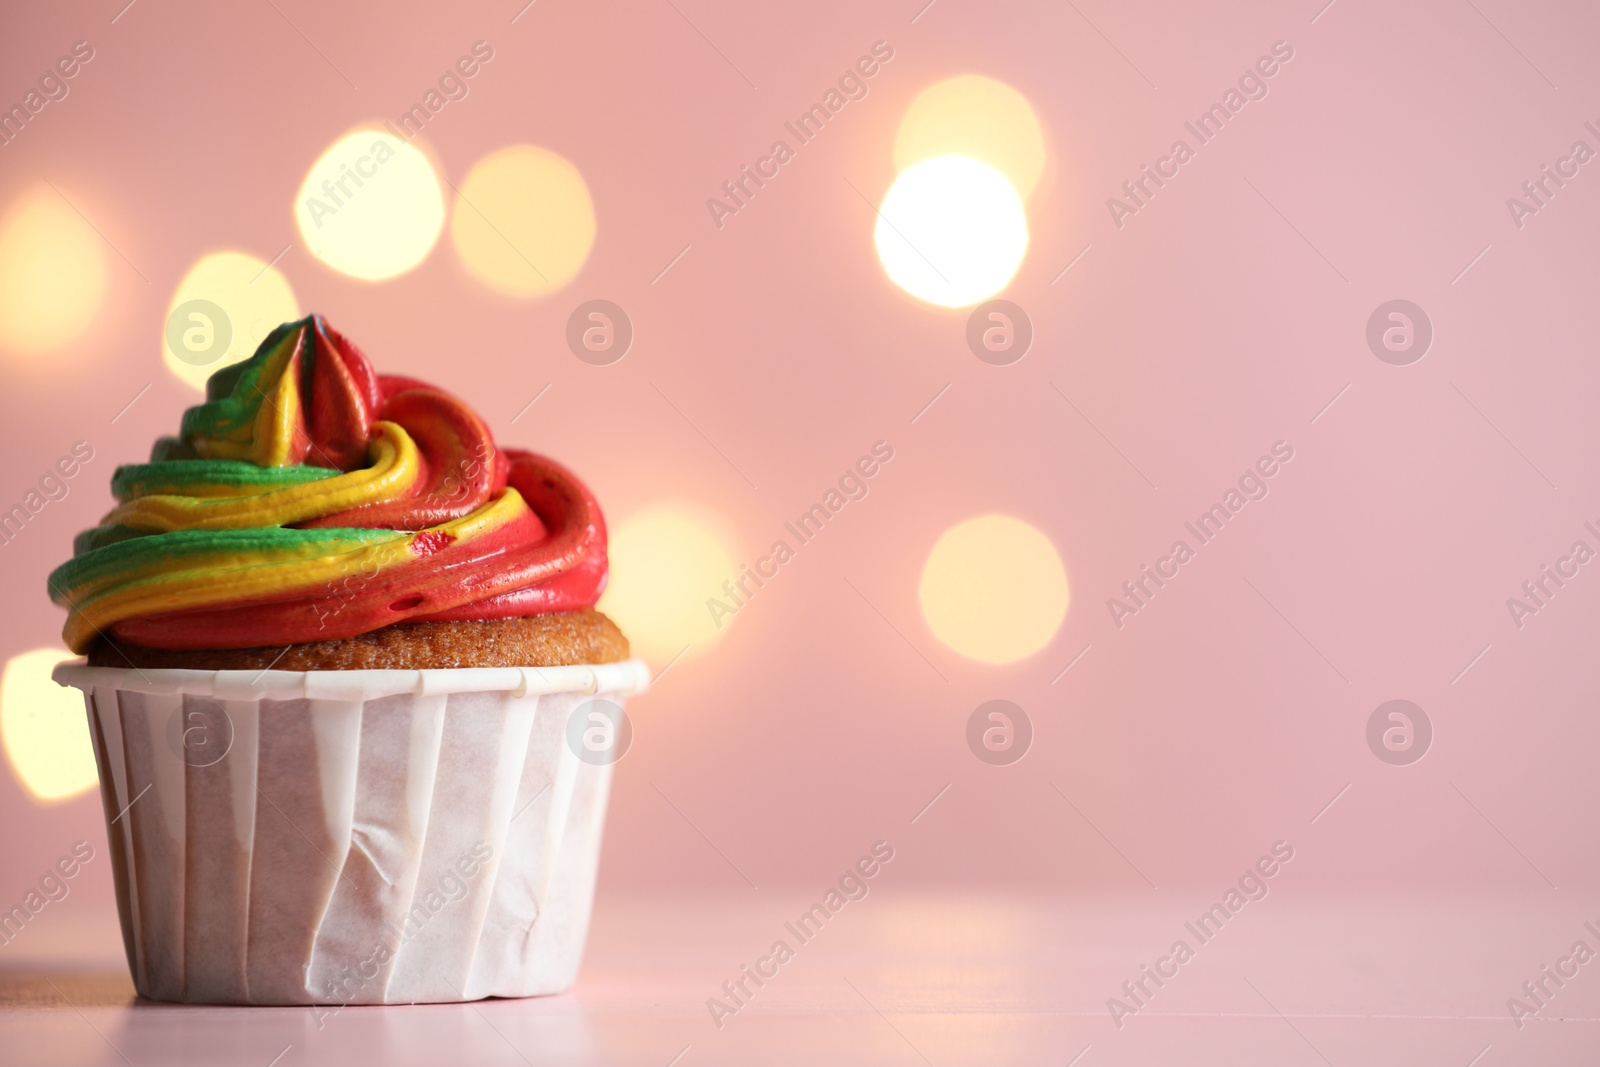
874,156,1028,308
163,251,299,390
295,129,445,281
1,649,97,804
895,75,1046,199
919,515,1068,664
451,145,595,298
0,185,107,358
598,501,737,664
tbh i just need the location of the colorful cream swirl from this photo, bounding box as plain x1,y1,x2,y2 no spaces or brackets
49,316,607,653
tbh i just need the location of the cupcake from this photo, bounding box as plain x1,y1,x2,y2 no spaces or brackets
49,315,646,1005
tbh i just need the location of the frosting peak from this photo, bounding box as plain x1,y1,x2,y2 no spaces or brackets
50,316,607,653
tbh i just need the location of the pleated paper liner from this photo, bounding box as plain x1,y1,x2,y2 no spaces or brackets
54,661,649,1005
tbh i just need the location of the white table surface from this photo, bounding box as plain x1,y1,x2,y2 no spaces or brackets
3,891,1596,1065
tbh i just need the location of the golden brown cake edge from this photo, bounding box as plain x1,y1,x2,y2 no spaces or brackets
87,610,631,671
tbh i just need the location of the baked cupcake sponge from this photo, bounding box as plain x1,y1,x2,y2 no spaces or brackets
88,610,630,671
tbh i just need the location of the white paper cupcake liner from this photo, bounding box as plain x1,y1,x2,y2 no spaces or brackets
53,661,649,1005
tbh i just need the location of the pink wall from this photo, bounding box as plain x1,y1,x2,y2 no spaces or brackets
2,0,1598,921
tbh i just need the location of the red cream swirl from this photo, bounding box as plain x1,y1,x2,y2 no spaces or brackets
47,316,608,652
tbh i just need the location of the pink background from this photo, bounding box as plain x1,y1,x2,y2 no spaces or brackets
2,0,1598,957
